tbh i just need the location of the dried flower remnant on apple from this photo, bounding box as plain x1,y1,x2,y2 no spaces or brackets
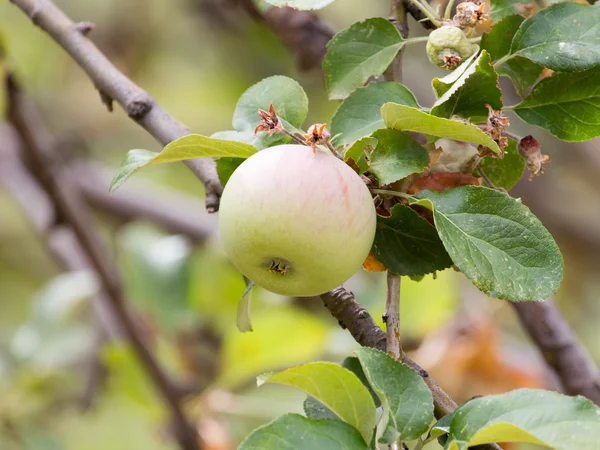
304,123,331,152
454,1,489,28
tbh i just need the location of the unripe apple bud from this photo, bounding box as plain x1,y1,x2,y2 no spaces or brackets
218,144,377,297
426,26,476,69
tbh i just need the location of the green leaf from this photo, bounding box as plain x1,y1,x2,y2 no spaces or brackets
211,130,268,150
260,362,377,444
382,103,501,153
489,0,534,22
236,277,254,333
263,0,335,10
355,348,434,442
481,15,543,97
498,56,544,98
304,356,380,421
445,389,600,450
211,130,264,186
372,204,453,276
430,52,479,98
304,397,339,421
331,82,418,146
324,19,403,100
508,2,600,72
232,75,308,146
344,137,377,173
110,135,256,193
429,411,454,440
513,67,600,141
216,158,244,186
479,138,525,190
431,51,502,120
239,414,370,450
368,129,428,185
340,356,380,406
415,186,563,301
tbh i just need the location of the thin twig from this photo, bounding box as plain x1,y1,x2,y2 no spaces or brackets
475,166,506,193
385,272,403,360
10,0,222,212
372,188,412,200
280,128,307,146
511,300,600,405
5,73,200,450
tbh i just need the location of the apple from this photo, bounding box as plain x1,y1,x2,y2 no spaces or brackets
426,26,476,69
218,144,376,297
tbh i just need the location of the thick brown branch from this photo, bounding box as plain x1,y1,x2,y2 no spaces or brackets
320,287,502,450
10,0,222,212
5,74,200,450
512,300,600,405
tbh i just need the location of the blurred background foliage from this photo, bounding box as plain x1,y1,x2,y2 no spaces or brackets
0,0,598,449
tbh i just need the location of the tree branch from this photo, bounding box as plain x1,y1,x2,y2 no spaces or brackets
5,73,200,450
385,272,402,359
71,161,216,243
9,0,222,212
320,287,502,450
235,0,334,71
512,300,600,405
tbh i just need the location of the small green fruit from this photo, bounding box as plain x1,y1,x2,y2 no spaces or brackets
426,26,475,69
219,144,376,297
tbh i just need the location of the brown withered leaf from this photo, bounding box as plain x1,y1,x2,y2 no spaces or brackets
483,104,510,154
363,253,387,272
255,103,284,135
408,172,481,195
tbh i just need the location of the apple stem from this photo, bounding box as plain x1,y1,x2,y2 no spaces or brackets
384,271,403,360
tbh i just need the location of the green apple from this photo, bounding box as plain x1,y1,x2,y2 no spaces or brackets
426,26,476,69
218,144,376,297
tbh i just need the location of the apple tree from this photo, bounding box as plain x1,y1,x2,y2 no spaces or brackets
7,0,600,448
